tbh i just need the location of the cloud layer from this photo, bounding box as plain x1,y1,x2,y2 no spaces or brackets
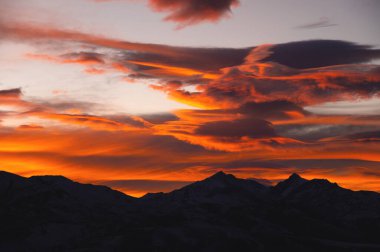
0,22,379,196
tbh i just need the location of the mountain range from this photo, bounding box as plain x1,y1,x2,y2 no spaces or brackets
1,170,380,251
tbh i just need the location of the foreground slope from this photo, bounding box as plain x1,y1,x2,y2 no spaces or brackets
1,171,380,251
0,171,134,251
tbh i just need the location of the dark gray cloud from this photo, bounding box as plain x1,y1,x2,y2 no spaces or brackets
140,113,179,124
277,159,380,171
0,88,22,98
60,51,105,64
296,17,337,29
212,158,380,171
122,46,250,72
330,130,380,142
234,101,309,120
149,0,240,27
195,117,276,138
262,40,380,69
276,124,380,142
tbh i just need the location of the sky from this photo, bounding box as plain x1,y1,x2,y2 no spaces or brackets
0,0,379,196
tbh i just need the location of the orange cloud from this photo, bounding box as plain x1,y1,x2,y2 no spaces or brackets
84,67,106,75
0,120,379,196
129,60,219,79
28,112,148,132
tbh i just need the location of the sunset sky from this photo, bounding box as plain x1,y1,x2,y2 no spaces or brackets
0,0,379,196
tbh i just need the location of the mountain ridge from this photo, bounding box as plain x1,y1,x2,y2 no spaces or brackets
1,170,380,252
2,170,375,198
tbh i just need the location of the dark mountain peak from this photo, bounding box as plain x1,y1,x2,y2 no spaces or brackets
199,171,267,190
0,171,29,192
163,171,267,203
284,173,308,184
213,170,227,176
307,178,341,189
0,170,24,180
311,178,331,184
29,175,73,185
0,171,11,176
274,174,350,198
31,175,71,180
274,173,308,196
28,175,135,202
207,171,235,181
189,171,238,189
289,173,302,180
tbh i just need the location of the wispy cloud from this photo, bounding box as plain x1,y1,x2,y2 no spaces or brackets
296,17,337,29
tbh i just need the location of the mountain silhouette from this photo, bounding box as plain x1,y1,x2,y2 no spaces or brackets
1,170,380,252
